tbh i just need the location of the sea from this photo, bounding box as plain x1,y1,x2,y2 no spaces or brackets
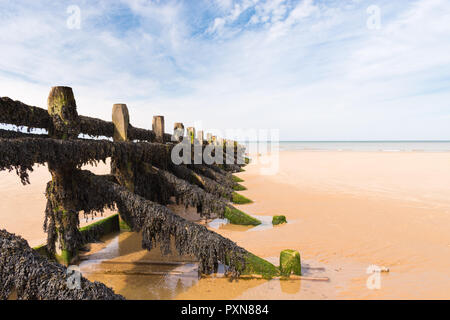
245,141,450,152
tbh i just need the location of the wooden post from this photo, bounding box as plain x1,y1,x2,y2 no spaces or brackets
187,127,195,144
112,104,129,141
173,122,184,142
112,104,133,232
47,86,81,265
197,130,204,145
206,133,213,144
152,116,165,143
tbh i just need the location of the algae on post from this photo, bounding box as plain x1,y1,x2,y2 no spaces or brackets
272,215,287,225
242,253,280,279
232,175,244,183
279,249,302,276
224,206,261,226
233,183,247,191
232,192,253,204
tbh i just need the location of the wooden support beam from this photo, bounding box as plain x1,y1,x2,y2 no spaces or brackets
187,127,195,144
173,122,184,142
152,115,165,143
112,103,133,231
47,86,81,265
197,130,204,145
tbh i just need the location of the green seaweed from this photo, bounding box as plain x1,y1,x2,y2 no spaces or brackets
224,206,261,226
232,175,244,183
232,192,253,204
279,249,302,276
272,215,287,225
118,215,132,232
242,253,280,279
32,244,53,260
79,214,119,235
233,183,247,191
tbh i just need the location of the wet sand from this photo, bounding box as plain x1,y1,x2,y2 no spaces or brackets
1,151,450,299
178,151,450,299
189,151,450,299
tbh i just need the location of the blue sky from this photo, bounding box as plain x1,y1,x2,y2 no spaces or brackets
0,0,449,140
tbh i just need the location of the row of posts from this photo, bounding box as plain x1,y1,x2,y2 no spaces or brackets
113,105,238,147
46,86,243,265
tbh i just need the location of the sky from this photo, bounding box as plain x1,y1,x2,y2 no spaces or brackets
0,0,449,140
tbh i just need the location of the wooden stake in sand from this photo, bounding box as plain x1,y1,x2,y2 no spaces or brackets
152,115,165,143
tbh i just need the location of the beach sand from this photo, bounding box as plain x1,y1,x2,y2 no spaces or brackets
1,151,450,299
182,151,450,299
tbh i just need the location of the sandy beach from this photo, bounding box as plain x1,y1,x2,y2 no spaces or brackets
1,151,450,299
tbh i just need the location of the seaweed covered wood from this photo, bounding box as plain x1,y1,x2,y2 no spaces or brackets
47,86,80,140
0,138,171,185
55,170,249,277
155,167,227,218
169,164,233,200
0,229,124,300
0,97,51,130
189,164,235,189
0,129,48,139
79,115,115,138
45,87,82,264
95,174,248,276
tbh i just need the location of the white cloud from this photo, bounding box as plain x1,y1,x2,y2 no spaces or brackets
0,0,449,140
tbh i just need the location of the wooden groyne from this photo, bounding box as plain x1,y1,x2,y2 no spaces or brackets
0,86,296,299
0,229,124,300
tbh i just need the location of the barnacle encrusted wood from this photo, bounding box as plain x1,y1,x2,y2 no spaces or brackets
0,96,157,142
189,164,235,189
0,138,171,185
95,173,248,276
0,229,124,300
0,97,51,130
79,115,115,138
155,167,227,218
169,164,233,199
0,129,48,139
45,170,249,277
46,87,83,264
129,125,156,142
47,86,80,139
38,166,250,276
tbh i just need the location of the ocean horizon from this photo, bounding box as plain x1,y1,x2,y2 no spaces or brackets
244,140,450,152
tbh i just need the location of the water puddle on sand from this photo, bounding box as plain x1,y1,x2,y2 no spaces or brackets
78,230,342,300
79,232,201,300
